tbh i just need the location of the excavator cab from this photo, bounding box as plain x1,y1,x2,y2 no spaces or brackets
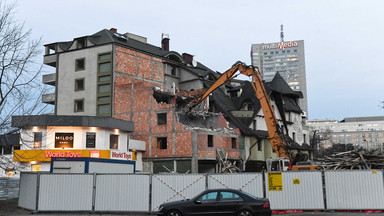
266,158,290,171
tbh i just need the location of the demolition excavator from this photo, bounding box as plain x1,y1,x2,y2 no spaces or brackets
188,61,293,171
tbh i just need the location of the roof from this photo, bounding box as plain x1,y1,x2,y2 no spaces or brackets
12,115,134,132
0,134,20,147
47,29,218,81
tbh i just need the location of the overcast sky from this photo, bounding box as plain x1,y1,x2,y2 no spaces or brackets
13,0,384,121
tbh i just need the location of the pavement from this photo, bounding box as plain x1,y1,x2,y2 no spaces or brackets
2,198,384,216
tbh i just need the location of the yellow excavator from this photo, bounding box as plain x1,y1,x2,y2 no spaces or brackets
188,61,293,171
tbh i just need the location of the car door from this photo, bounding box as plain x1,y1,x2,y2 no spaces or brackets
216,191,244,215
184,191,219,216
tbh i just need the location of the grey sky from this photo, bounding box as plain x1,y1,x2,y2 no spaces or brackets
14,0,384,121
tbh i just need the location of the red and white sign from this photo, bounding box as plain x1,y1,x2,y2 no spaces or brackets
110,151,133,161
262,41,298,50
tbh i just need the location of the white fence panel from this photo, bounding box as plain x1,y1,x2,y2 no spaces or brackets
151,174,206,211
38,174,93,211
325,170,384,210
18,173,38,210
95,174,150,212
208,173,264,197
266,171,324,210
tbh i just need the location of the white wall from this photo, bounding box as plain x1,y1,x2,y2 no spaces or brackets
57,44,113,116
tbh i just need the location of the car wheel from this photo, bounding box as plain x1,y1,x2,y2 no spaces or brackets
237,209,254,216
167,209,182,216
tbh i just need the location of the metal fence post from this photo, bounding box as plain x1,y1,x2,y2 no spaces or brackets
322,170,327,210
92,173,97,212
149,173,152,212
262,170,266,198
35,172,40,212
205,174,209,190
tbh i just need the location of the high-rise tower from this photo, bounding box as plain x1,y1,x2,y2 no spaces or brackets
251,31,308,116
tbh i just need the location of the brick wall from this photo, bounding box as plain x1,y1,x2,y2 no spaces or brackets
113,45,239,163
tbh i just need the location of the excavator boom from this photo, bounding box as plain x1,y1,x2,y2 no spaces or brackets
189,61,289,158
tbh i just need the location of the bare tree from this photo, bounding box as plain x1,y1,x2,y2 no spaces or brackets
309,128,331,158
0,1,50,173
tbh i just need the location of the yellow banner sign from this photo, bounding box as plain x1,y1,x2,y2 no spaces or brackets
13,149,111,162
268,172,283,191
293,178,300,184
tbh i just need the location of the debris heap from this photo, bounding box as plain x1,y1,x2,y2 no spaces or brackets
318,149,384,170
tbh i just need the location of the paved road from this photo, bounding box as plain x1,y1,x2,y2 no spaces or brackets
2,199,384,216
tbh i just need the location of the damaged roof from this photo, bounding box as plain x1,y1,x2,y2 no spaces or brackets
209,72,304,138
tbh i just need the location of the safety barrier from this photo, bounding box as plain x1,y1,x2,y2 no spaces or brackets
17,170,384,213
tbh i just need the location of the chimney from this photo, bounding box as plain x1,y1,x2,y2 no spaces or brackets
110,28,117,33
182,53,193,64
161,33,170,51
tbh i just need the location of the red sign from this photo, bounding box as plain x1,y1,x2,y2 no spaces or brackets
262,41,298,50
45,151,82,158
111,151,133,160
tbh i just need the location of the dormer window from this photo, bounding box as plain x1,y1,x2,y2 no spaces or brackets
77,38,86,49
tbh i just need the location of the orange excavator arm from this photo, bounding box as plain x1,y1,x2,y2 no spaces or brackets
189,61,289,158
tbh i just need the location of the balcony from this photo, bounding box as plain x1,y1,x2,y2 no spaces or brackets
42,73,56,86
42,93,55,105
43,54,57,67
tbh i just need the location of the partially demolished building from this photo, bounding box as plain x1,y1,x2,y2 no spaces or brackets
40,28,310,173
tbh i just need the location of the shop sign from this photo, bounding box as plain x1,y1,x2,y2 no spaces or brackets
45,151,82,158
55,133,74,148
262,41,298,50
110,151,134,161
13,149,111,162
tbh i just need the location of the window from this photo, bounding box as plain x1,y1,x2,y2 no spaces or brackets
99,62,111,73
55,133,74,148
75,78,84,91
74,99,84,112
287,50,291,53
157,113,167,125
270,52,274,55
110,134,119,149
231,138,237,149
171,66,176,76
76,38,86,49
98,84,111,93
294,49,297,53
208,135,213,147
264,52,267,55
34,132,42,148
75,58,85,71
97,52,112,117
258,141,262,151
86,132,96,148
292,132,296,142
98,104,110,115
157,137,167,149
198,192,218,203
253,120,257,130
219,192,242,201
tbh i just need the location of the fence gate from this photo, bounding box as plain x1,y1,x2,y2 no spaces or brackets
151,174,205,211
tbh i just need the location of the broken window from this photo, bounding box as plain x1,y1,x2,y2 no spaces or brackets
157,137,167,149
208,135,213,147
158,113,167,125
231,138,236,149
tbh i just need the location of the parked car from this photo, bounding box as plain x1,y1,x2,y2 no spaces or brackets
157,188,271,216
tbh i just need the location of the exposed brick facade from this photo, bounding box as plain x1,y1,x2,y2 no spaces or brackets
113,44,239,172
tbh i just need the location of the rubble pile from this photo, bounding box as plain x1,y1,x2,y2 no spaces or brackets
318,149,384,170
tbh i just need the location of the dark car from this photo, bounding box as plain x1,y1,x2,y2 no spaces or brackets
157,188,271,216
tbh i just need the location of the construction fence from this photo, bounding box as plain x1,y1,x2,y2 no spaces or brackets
17,170,384,212
0,177,19,200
